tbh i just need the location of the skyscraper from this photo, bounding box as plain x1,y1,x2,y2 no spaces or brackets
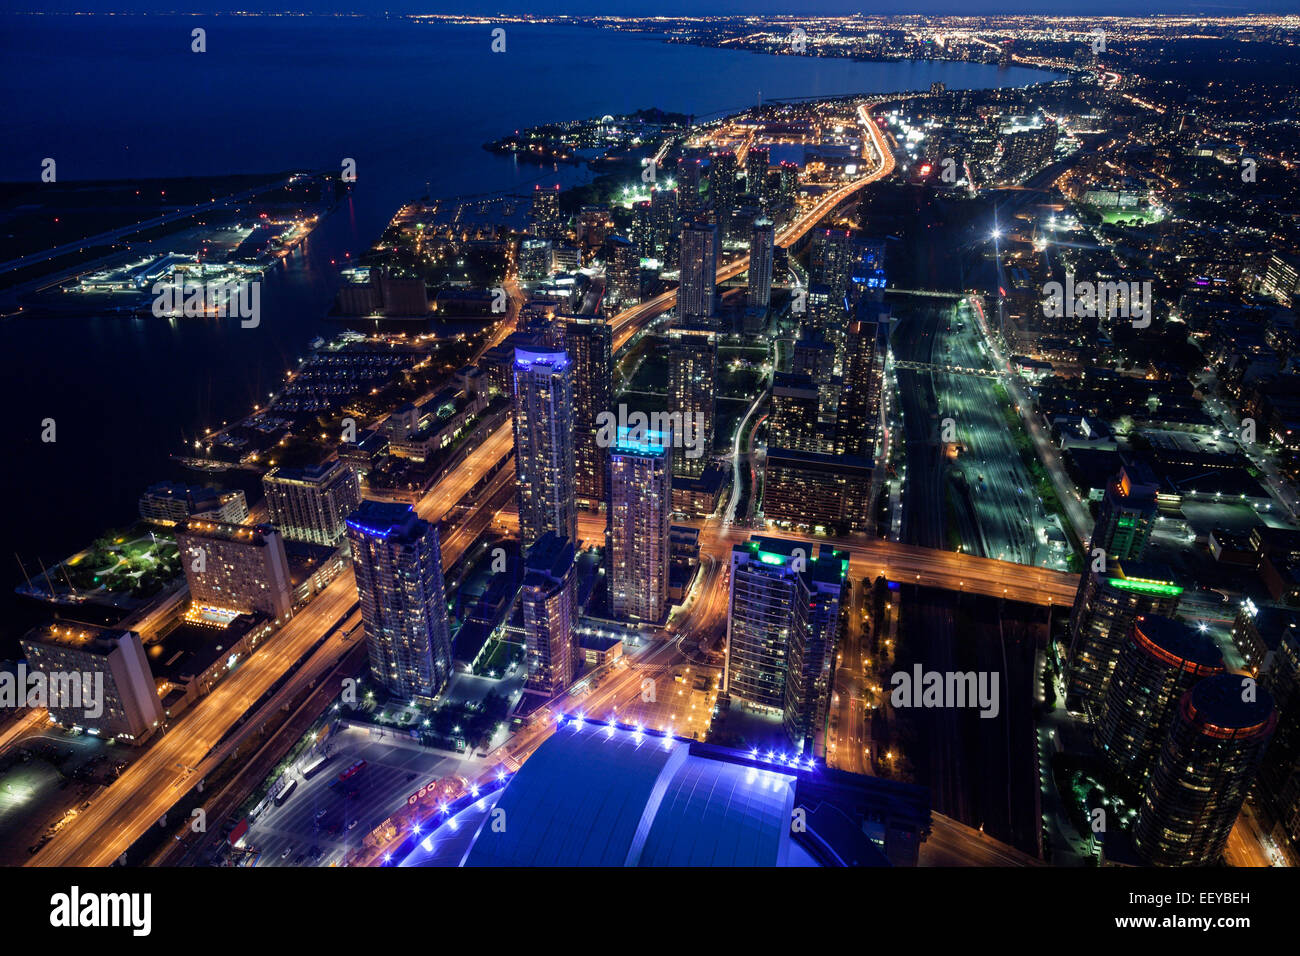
1258,615,1300,848
746,146,770,208
346,501,453,702
1091,462,1160,562
726,536,845,754
562,316,612,509
1066,561,1184,720
666,330,716,479
521,531,577,697
837,315,886,460
811,228,854,294
608,426,673,623
1133,673,1276,866
512,346,577,549
747,217,775,313
1094,616,1224,787
262,460,362,547
605,234,640,311
784,547,848,753
678,221,718,326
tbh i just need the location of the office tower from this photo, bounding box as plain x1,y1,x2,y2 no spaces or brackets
531,183,562,238
666,330,716,479
262,460,362,547
836,316,886,459
519,238,554,281
605,234,640,311
747,217,775,312
512,346,577,549
1258,619,1300,847
346,501,452,701
608,427,673,623
1066,561,1184,720
1133,674,1276,866
175,519,293,621
1094,616,1224,787
762,449,872,533
562,316,612,509
678,221,718,326
769,373,824,453
19,623,163,745
1092,463,1160,562
726,536,845,753
812,228,854,294
521,531,576,696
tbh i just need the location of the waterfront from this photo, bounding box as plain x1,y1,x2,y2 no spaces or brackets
0,13,1059,647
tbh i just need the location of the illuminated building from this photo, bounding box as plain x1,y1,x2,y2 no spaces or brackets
769,373,825,454
519,237,554,281
608,427,672,623
175,519,293,622
138,481,247,527
19,623,162,745
1094,616,1223,788
762,449,872,533
512,346,577,549
811,228,854,295
667,329,716,479
1258,617,1300,848
1091,463,1159,562
562,316,612,508
521,532,576,697
1133,674,1276,866
746,146,770,208
836,315,886,460
605,234,640,310
726,536,846,752
678,221,718,327
346,501,452,702
747,217,775,312
395,717,931,867
262,460,362,547
531,183,562,238
1066,561,1184,720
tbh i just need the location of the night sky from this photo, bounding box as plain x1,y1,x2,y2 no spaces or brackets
9,2,1300,17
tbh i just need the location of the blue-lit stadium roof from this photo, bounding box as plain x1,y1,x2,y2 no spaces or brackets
398,719,811,867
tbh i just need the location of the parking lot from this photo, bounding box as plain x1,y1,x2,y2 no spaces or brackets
246,724,483,867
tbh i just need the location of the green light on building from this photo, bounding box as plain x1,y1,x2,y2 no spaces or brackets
1106,577,1183,597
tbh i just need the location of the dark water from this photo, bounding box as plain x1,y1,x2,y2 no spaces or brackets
0,13,1059,644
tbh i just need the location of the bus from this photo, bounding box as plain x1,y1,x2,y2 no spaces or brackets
274,778,297,807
